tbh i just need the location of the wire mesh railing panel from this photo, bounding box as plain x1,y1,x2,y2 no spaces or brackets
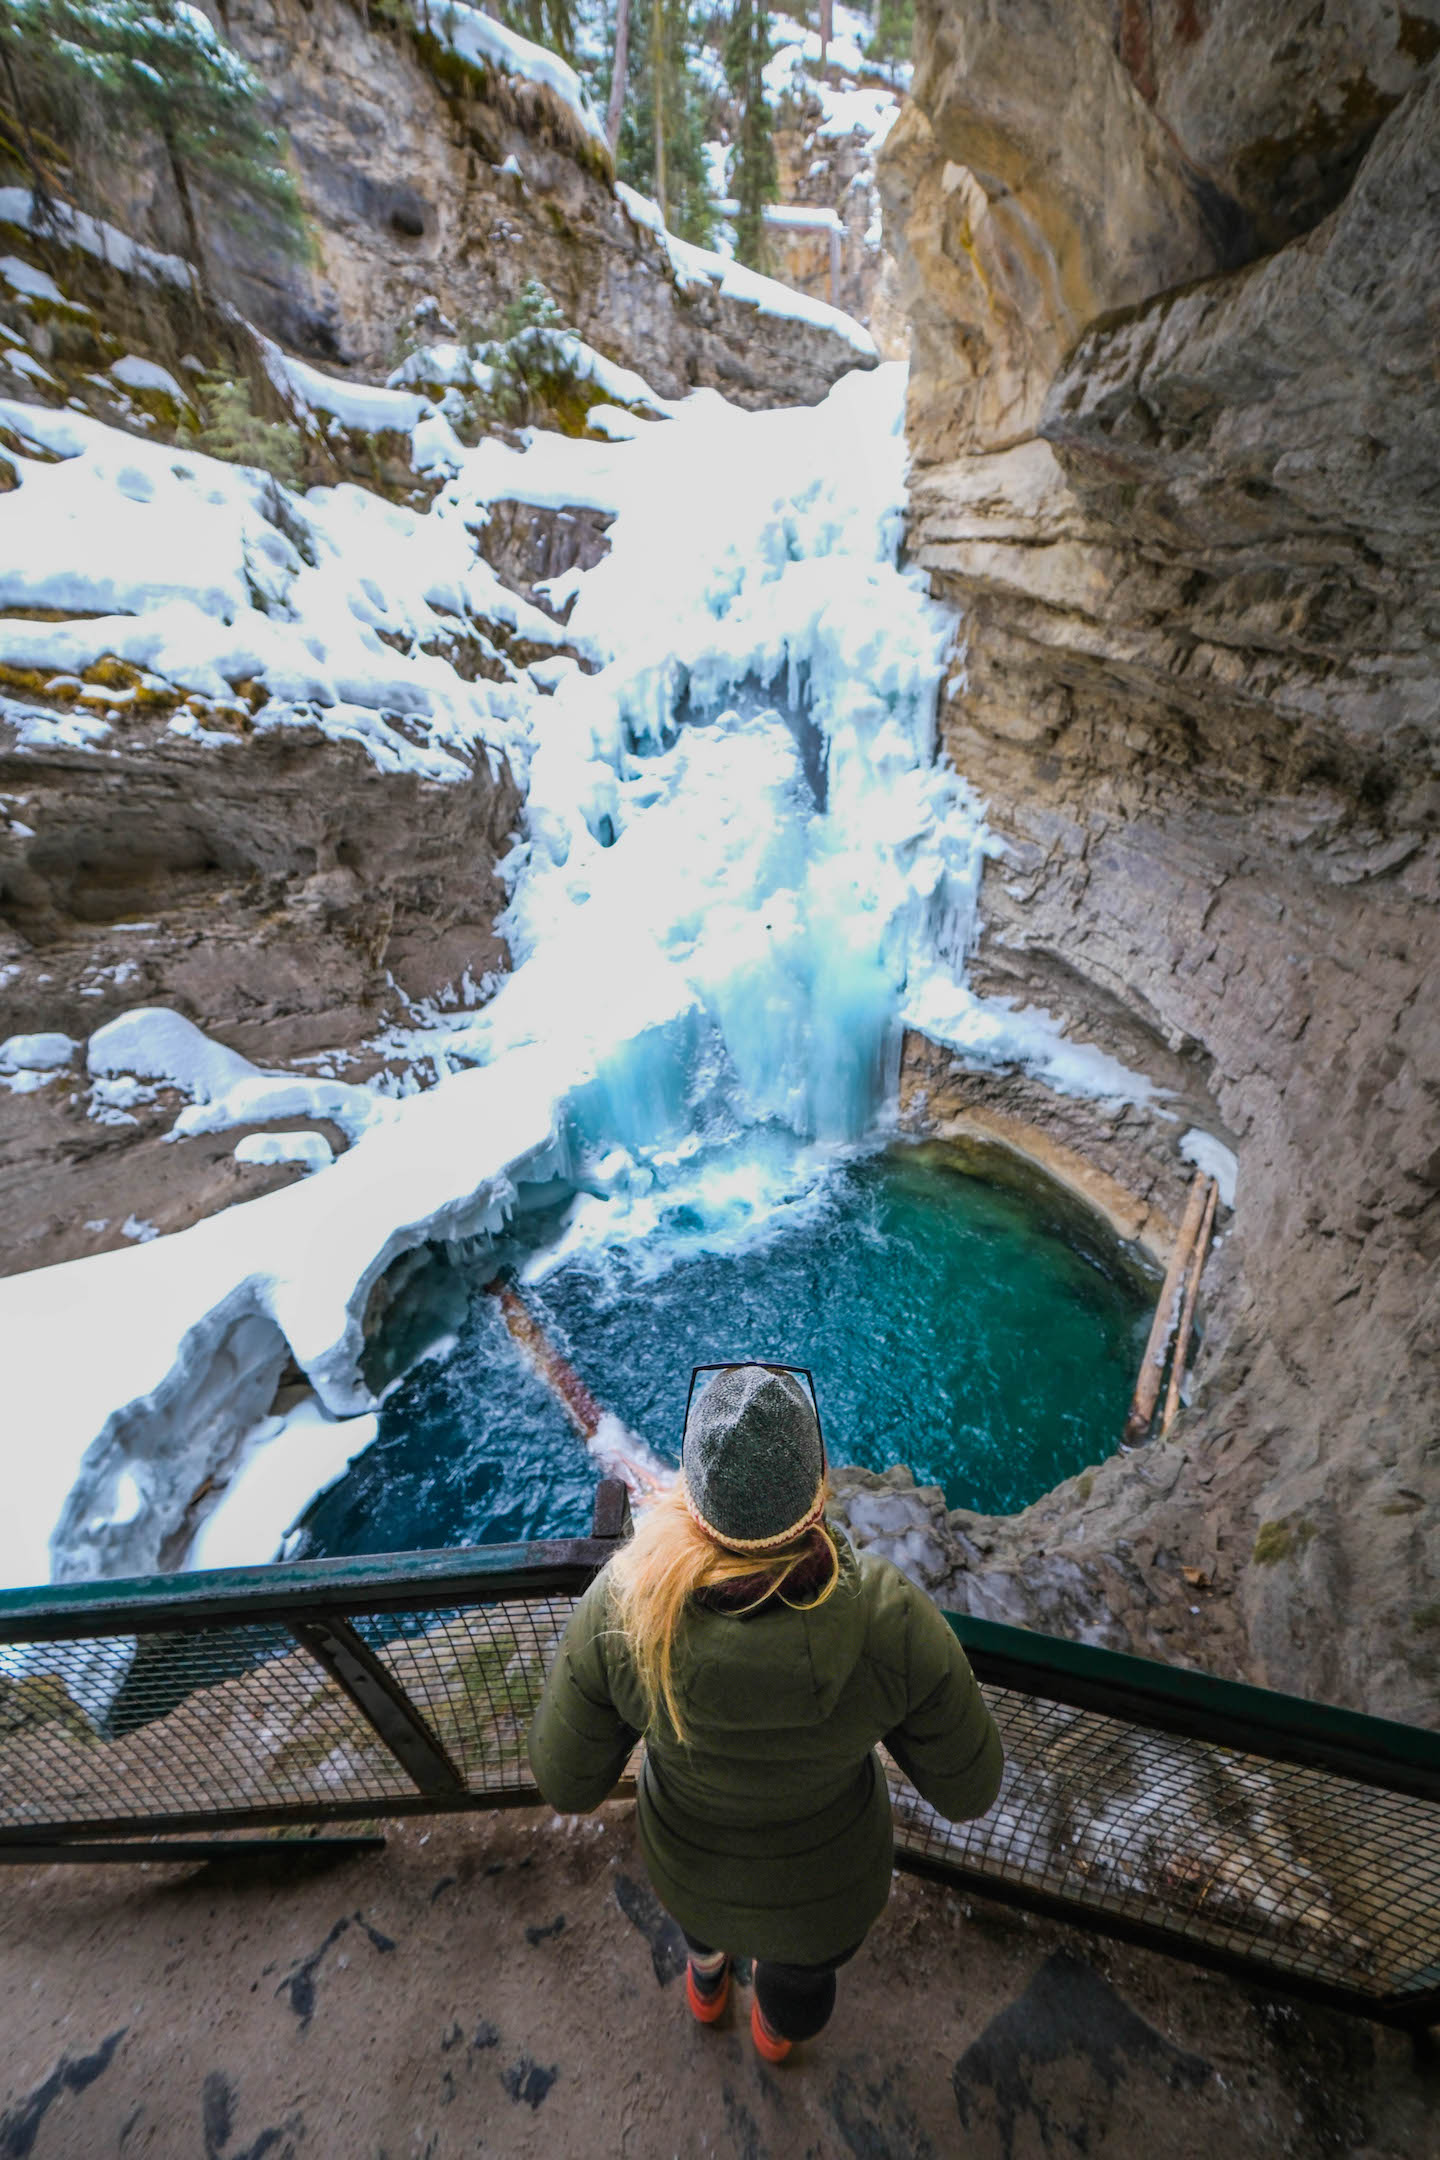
888,1686,1440,2007
0,1624,416,1832
356,1596,581,1794
3,1522,1437,2024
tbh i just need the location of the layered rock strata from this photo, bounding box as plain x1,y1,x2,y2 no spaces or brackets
877,6,1440,1720
1,725,521,1276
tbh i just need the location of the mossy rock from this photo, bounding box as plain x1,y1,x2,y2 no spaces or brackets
1252,1516,1315,1566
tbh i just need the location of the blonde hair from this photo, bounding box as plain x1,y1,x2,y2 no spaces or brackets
608,1478,841,1743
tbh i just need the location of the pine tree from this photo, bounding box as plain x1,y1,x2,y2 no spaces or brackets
866,0,913,78
0,0,305,276
612,0,714,244
724,0,776,271
187,372,303,486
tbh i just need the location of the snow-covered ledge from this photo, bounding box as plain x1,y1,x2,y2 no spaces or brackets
0,1044,572,1590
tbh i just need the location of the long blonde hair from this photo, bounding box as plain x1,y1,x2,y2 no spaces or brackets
608,1478,842,1743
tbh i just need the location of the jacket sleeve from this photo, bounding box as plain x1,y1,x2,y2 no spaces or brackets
884,1582,1004,1823
527,1568,639,1813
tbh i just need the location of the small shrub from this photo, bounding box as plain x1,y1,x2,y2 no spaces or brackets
187,372,303,487
477,279,582,429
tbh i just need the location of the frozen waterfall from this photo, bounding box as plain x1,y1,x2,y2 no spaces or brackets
0,361,1147,1590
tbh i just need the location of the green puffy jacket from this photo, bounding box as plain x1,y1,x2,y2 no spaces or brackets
527,1530,1004,1964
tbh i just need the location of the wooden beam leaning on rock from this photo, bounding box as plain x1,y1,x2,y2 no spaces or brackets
1161,1178,1219,1440
1123,1171,1213,1444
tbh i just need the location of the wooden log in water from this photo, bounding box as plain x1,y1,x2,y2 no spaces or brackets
487,1277,603,1440
484,1275,666,1496
1161,1178,1219,1439
1123,1171,1213,1444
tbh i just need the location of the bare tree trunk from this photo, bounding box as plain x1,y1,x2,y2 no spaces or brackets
606,0,631,153
819,0,832,70
650,0,667,221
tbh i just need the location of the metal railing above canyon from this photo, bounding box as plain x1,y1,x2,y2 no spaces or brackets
1,1482,1436,2032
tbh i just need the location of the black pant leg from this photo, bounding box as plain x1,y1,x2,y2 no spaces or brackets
753,1959,838,2042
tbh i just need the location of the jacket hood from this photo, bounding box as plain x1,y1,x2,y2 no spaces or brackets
666,1531,870,1737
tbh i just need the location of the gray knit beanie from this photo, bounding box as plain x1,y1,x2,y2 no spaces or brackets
681,1366,826,1551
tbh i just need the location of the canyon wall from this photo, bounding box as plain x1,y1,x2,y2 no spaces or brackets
874,2,1440,1719
203,0,870,405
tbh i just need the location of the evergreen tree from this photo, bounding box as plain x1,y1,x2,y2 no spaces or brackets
0,0,305,274
865,0,912,78
612,0,713,244
724,0,775,271
187,372,303,487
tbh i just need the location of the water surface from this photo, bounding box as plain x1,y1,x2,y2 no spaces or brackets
302,1147,1149,1559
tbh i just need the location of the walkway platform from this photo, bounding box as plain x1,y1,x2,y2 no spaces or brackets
1,1802,1436,2159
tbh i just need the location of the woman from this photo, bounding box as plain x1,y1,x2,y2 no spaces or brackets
528,1363,1003,2061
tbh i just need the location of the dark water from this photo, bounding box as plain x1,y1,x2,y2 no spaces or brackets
301,1147,1151,1559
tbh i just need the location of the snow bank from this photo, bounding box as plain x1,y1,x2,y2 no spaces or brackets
0,1044,572,1588
431,1,608,147
187,1398,379,1571
613,184,877,357
0,391,552,784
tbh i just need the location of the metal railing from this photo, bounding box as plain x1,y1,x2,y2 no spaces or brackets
1,1484,1436,2030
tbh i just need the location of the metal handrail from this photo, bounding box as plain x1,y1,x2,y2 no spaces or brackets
0,1495,1436,2030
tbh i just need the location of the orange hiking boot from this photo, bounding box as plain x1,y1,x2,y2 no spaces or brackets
750,1997,792,2063
685,1955,730,2024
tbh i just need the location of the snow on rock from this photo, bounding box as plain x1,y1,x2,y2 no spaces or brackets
613,184,877,356
0,393,557,783
0,186,194,289
260,337,432,436
1,1032,77,1072
234,1131,336,1174
88,1005,400,1146
1180,1128,1239,1209
432,1,608,147
110,354,188,402
0,254,74,307
186,1397,379,1571
904,975,1168,1110
88,1007,259,1101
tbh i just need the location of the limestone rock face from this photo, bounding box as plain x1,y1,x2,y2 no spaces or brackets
884,0,1440,459
202,0,869,406
0,726,521,1276
884,9,1440,1721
